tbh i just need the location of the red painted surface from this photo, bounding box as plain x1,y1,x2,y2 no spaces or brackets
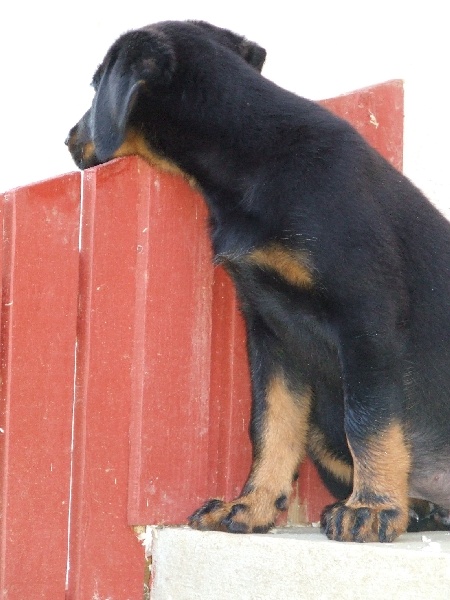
321,79,403,171
67,159,146,599
126,170,253,524
126,164,215,524
208,266,252,501
0,174,80,598
0,81,404,596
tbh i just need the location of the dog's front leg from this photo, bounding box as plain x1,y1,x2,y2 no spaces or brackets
189,326,311,533
321,331,411,542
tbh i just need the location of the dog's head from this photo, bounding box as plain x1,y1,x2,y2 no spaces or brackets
65,21,266,170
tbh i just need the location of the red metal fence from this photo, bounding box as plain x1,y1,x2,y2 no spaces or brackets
0,81,403,599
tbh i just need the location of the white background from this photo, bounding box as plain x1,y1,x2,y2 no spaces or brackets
1,1,449,216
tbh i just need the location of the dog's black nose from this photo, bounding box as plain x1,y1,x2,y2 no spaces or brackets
64,134,70,146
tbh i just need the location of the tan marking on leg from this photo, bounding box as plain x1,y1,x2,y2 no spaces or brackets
322,422,411,542
308,424,353,486
234,376,312,526
348,422,411,509
247,244,313,288
250,375,311,492
189,376,312,532
112,128,196,185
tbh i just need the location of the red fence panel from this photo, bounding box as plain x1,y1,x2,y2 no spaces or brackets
208,266,252,502
321,79,403,170
126,162,216,524
125,168,253,525
67,158,146,600
0,174,80,598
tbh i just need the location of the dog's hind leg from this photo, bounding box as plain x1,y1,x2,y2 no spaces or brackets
321,326,411,542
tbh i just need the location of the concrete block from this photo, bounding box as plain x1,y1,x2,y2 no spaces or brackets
149,526,450,600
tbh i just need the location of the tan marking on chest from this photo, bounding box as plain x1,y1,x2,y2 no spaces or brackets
113,128,196,185
247,244,314,288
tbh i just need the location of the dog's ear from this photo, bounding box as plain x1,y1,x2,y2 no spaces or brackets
239,40,266,72
91,29,176,161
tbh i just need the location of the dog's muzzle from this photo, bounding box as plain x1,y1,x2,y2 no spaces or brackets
65,112,100,170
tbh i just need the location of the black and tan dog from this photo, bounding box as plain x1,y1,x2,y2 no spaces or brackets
67,20,450,542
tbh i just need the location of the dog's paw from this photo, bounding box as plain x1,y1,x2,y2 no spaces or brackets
189,491,288,533
320,500,408,543
431,505,450,528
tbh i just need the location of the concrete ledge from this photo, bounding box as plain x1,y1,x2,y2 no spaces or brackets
149,526,450,600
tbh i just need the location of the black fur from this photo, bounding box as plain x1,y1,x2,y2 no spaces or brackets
67,20,450,542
